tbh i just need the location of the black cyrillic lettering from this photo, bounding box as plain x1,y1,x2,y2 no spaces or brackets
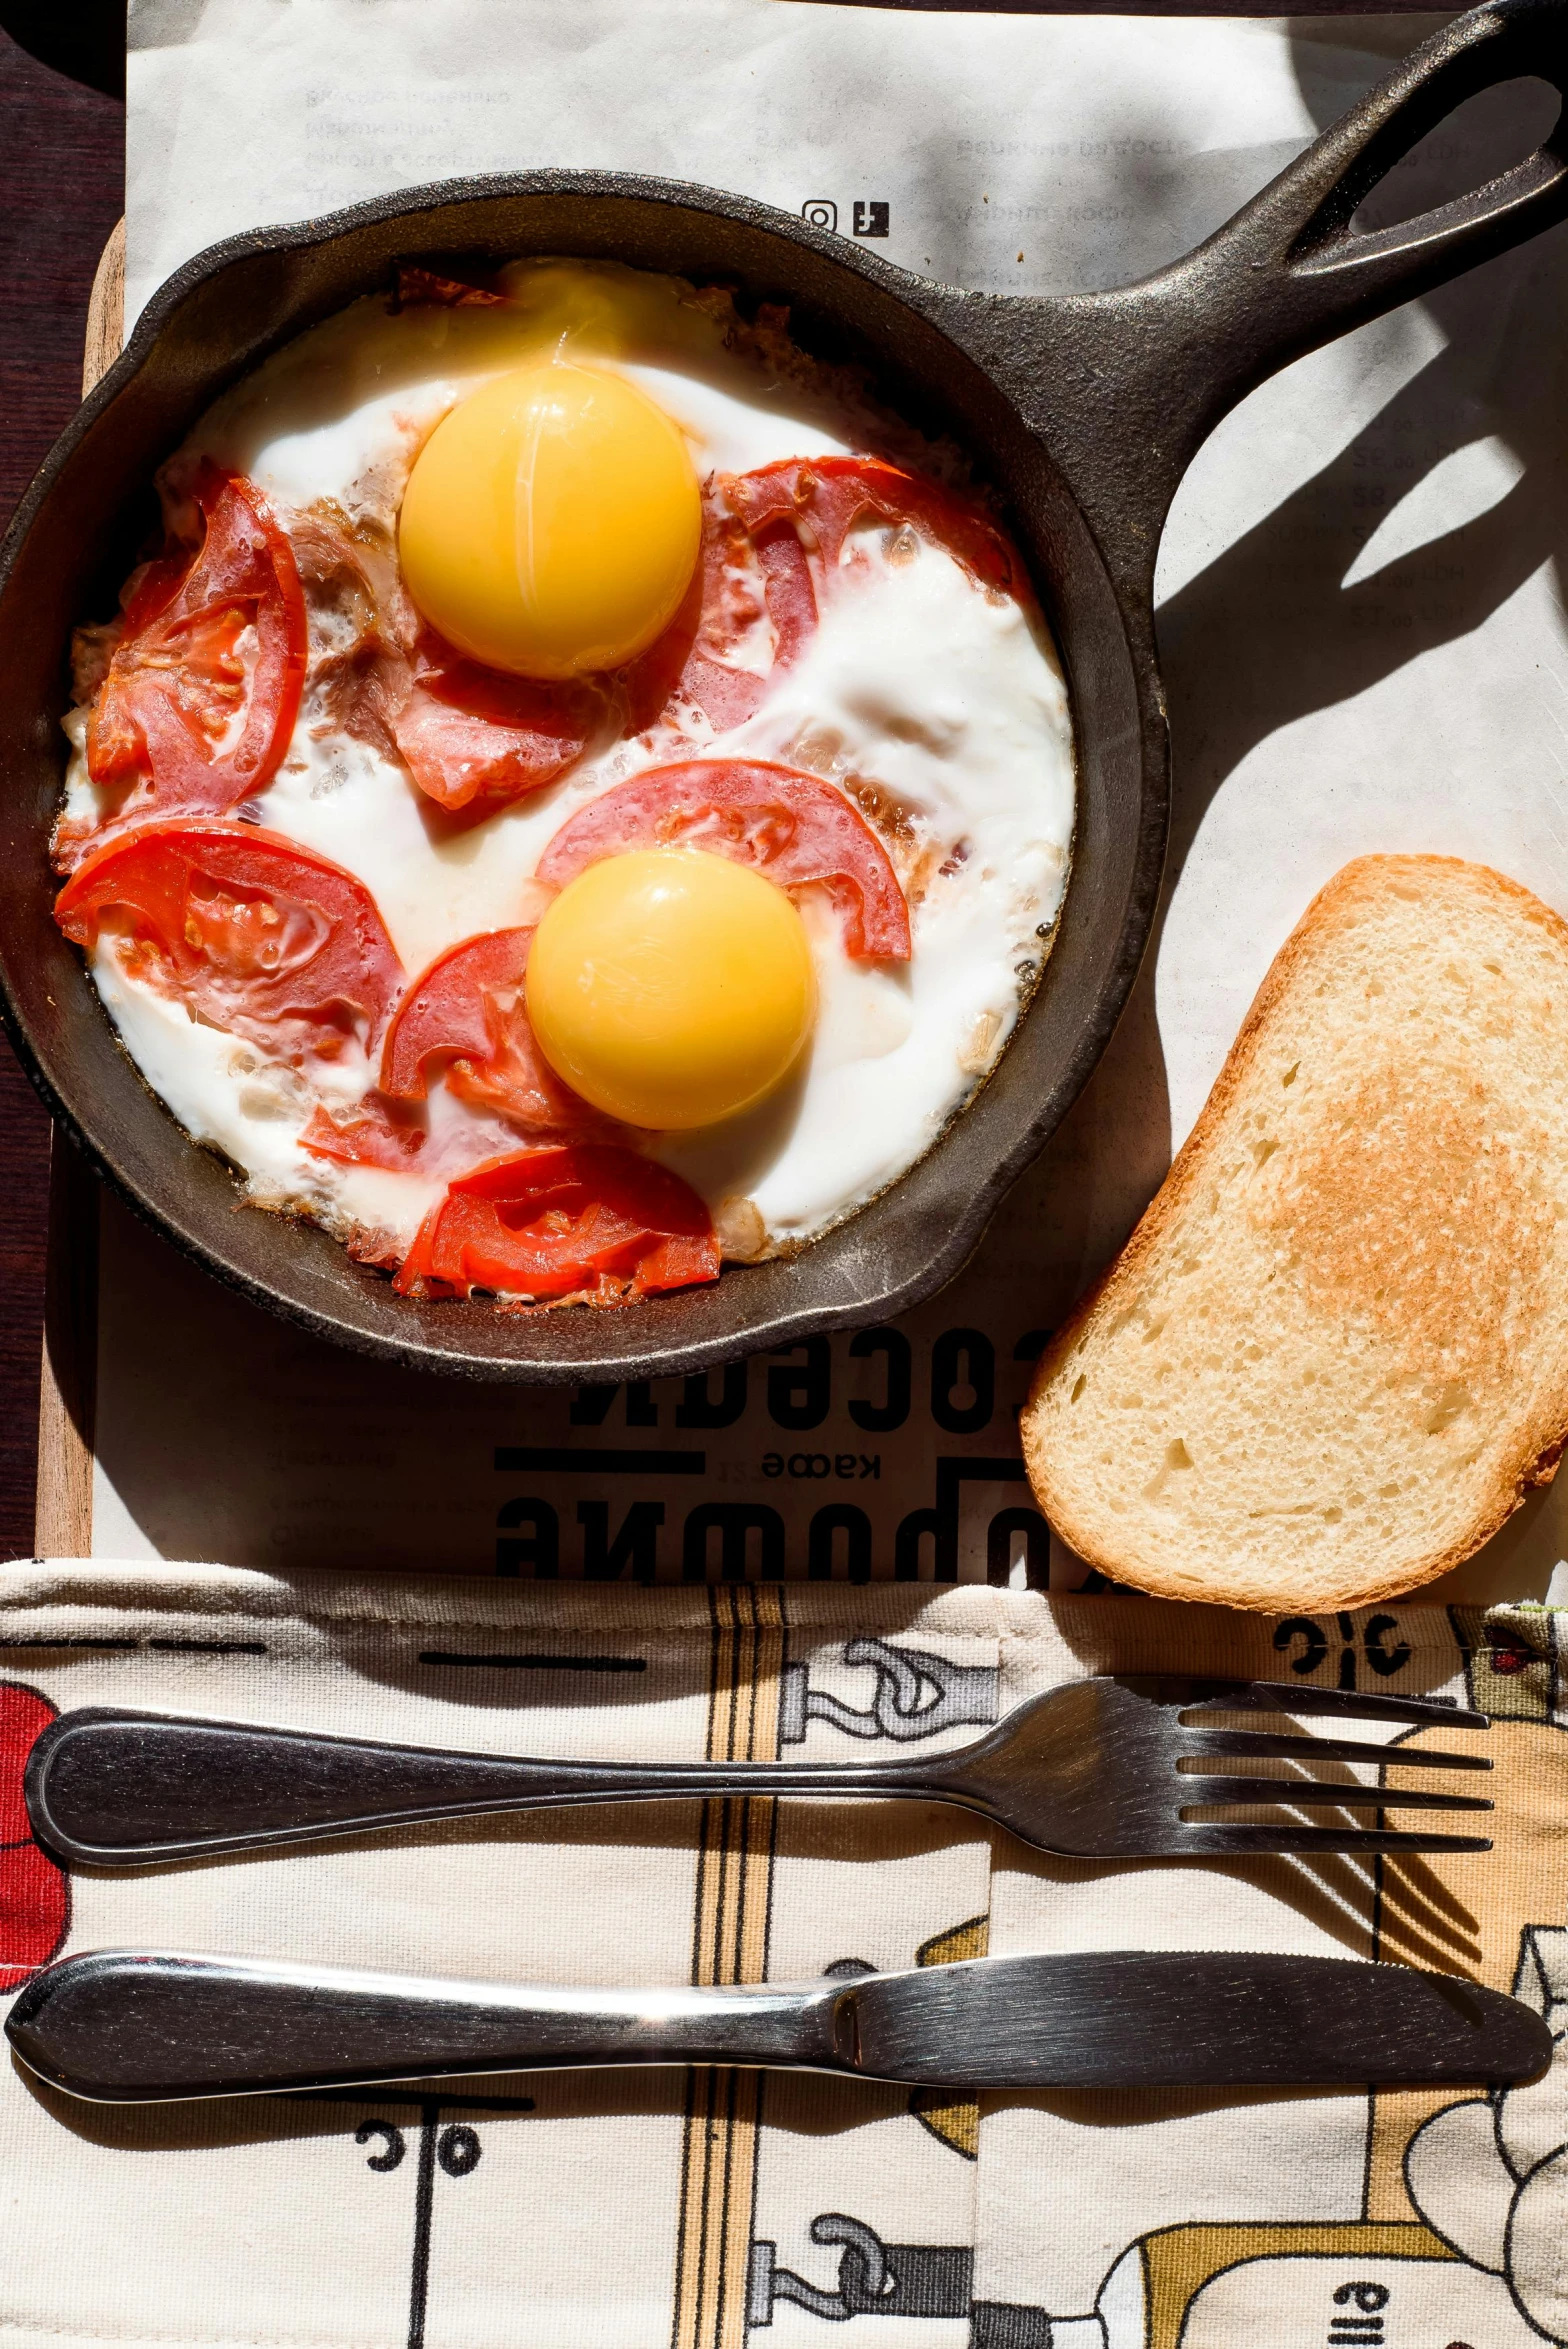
809,1504,873,1584
578,1500,664,1584
931,1327,995,1433
986,1506,1049,1588
848,1327,911,1432
682,1503,787,1583
495,1499,560,1578
1362,1614,1412,1677
768,1338,831,1429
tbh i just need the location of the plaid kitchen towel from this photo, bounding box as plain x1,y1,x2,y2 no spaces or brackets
0,1560,1560,2349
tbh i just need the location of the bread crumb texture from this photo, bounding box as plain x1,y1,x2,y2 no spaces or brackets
1022,855,1568,1609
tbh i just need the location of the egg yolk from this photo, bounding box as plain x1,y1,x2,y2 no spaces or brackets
398,361,701,680
527,850,816,1130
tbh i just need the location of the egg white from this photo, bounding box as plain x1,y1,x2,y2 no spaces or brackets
89,938,444,1248
68,261,1076,1275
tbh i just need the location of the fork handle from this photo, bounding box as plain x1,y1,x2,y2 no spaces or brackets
26,1709,955,1867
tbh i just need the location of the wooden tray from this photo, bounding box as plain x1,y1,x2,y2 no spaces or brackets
34,216,122,1560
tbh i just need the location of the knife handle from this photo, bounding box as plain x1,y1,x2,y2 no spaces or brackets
5,1950,851,2102
27,1708,920,1868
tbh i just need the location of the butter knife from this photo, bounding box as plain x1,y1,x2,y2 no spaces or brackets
6,1947,1548,2103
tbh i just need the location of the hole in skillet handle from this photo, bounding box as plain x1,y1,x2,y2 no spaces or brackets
1352,74,1562,234
1284,1,1568,286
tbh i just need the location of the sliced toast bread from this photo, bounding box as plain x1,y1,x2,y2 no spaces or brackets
1022,855,1568,1609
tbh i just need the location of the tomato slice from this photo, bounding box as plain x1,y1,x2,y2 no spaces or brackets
535,758,911,960
645,493,815,735
621,478,813,739
306,928,613,1171
728,455,1017,595
86,467,307,823
627,457,1014,741
395,1145,719,1302
392,639,599,812
55,820,404,1061
281,504,593,816
300,1096,427,1170
378,926,610,1132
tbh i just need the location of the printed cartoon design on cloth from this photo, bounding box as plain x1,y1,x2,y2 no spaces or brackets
1392,1615,1568,2349
1405,1927,1568,2347
743,1602,1568,2349
0,1572,1564,2349
981,1607,1568,2349
778,1635,999,1746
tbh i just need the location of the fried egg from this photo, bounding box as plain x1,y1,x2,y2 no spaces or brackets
57,259,1075,1301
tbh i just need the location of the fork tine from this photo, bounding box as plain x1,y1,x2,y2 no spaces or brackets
1175,1822,1494,1855
1176,1777,1493,1813
1131,1675,1488,1732
1185,1729,1492,1772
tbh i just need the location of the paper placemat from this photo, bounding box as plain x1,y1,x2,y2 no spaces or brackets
0,1562,1562,2349
35,5,1565,1612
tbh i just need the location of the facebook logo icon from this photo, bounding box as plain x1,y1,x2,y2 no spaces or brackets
853,202,890,238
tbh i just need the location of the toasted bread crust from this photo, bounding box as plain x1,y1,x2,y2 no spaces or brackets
1023,856,1568,1609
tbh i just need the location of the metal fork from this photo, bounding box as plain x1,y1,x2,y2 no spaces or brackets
26,1676,1492,1867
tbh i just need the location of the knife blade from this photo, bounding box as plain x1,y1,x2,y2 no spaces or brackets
5,1946,1549,2103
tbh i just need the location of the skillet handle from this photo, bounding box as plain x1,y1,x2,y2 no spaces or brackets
948,0,1568,597
1163,0,1568,419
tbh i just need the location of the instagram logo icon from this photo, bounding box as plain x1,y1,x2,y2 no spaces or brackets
800,198,838,232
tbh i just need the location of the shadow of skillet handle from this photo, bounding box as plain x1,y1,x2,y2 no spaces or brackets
916,0,1568,611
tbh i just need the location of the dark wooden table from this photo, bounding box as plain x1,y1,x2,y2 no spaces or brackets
0,27,123,1555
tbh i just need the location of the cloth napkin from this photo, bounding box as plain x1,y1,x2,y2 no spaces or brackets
0,1559,1561,2349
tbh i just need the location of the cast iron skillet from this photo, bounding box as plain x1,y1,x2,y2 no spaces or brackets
2,0,1567,1385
